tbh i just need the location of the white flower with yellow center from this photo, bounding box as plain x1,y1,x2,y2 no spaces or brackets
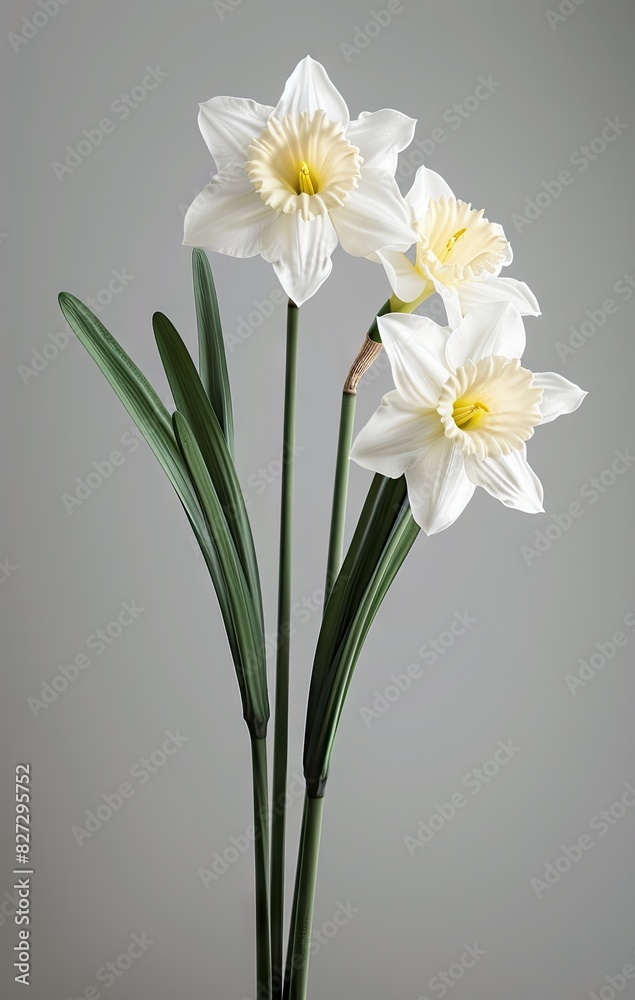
375,166,540,326
351,302,586,535
183,56,418,306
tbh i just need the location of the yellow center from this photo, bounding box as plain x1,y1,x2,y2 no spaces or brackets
452,399,490,429
298,161,316,195
440,228,467,262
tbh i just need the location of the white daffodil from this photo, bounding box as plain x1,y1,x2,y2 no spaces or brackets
351,302,586,535
183,56,418,306
374,166,540,326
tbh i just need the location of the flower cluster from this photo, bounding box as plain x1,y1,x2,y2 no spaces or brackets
185,56,585,535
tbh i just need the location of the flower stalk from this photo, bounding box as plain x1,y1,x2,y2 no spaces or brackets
251,737,272,1000
271,300,300,998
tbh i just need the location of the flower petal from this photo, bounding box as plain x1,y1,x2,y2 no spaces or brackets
332,168,417,257
428,276,463,329
183,168,274,258
532,372,587,424
377,312,450,409
351,391,442,478
445,301,527,371
346,109,416,174
260,211,338,305
273,56,349,126
198,96,274,172
464,445,544,513
407,166,454,220
405,437,475,535
375,249,428,303
458,276,541,317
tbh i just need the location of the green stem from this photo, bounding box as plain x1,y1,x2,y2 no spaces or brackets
271,301,300,999
251,737,272,1000
324,391,357,603
287,795,325,1000
281,796,308,1000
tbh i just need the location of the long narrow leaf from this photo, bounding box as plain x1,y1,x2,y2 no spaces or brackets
192,248,234,453
173,411,269,735
303,475,419,796
153,311,263,632
57,293,244,694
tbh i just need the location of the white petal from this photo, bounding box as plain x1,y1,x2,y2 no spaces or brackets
377,312,450,409
445,301,526,371
346,109,416,174
405,437,475,535
532,372,587,424
183,168,274,258
332,168,417,257
351,391,442,478
375,249,428,303
198,96,273,172
406,166,454,219
260,211,338,306
458,276,541,317
464,445,544,513
274,56,349,126
429,277,463,329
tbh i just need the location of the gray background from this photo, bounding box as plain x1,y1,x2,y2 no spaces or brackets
3,0,635,997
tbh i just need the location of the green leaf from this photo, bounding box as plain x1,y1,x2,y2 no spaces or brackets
152,310,264,633
57,292,265,734
192,248,234,454
303,475,419,797
173,411,269,732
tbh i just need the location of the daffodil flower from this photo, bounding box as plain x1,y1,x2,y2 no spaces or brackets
183,56,418,306
351,302,586,534
374,166,540,326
